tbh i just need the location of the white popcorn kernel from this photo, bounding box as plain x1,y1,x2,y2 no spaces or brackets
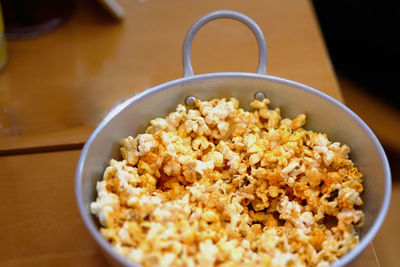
90,97,364,267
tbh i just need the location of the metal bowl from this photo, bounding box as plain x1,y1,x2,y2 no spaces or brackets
75,10,391,267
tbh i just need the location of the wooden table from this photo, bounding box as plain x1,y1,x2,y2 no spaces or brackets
0,0,379,266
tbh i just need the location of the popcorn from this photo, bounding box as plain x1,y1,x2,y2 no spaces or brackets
91,97,364,267
90,181,120,227
291,114,306,129
120,137,139,165
136,134,158,155
202,151,223,168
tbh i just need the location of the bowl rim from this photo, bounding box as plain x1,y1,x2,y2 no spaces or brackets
75,72,391,267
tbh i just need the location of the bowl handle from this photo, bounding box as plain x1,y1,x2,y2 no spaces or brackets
182,10,267,77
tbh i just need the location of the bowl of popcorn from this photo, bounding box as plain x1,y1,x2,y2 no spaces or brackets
75,10,391,267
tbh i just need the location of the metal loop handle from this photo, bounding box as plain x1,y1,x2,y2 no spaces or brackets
182,10,267,77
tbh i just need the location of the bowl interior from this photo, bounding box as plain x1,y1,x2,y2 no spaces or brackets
76,73,390,266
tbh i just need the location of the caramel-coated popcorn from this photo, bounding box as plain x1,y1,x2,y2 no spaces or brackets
91,97,364,267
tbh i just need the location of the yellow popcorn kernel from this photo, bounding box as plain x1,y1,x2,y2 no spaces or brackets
167,112,183,128
260,108,281,130
268,185,279,198
310,228,324,251
202,151,224,168
233,122,247,136
261,254,272,266
144,152,159,165
217,121,230,136
280,118,292,128
203,210,220,224
293,182,308,197
305,167,326,187
237,163,247,175
251,223,262,234
248,144,263,153
125,221,142,236
168,241,183,255
254,167,267,179
249,153,262,165
163,160,181,177
344,180,364,194
250,99,267,109
182,168,196,183
210,170,223,181
120,137,139,165
291,114,306,129
192,136,210,151
150,118,169,131
230,97,239,109
140,173,157,191
244,133,257,148
100,228,118,242
248,210,267,223
138,160,153,175
265,214,278,227
103,165,118,181
136,134,158,155
251,197,269,211
326,171,342,185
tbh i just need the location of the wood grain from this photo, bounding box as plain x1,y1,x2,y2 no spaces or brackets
372,183,400,267
0,150,378,266
0,125,93,155
0,150,108,266
0,0,340,153
0,0,380,265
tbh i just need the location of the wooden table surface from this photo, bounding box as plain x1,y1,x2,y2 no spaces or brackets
0,0,379,266
0,0,342,154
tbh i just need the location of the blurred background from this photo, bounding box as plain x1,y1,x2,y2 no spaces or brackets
0,0,398,266
313,1,400,266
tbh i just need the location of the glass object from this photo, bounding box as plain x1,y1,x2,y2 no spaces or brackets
0,2,7,70
0,0,74,39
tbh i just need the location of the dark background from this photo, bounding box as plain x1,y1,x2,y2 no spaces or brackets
312,0,400,108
